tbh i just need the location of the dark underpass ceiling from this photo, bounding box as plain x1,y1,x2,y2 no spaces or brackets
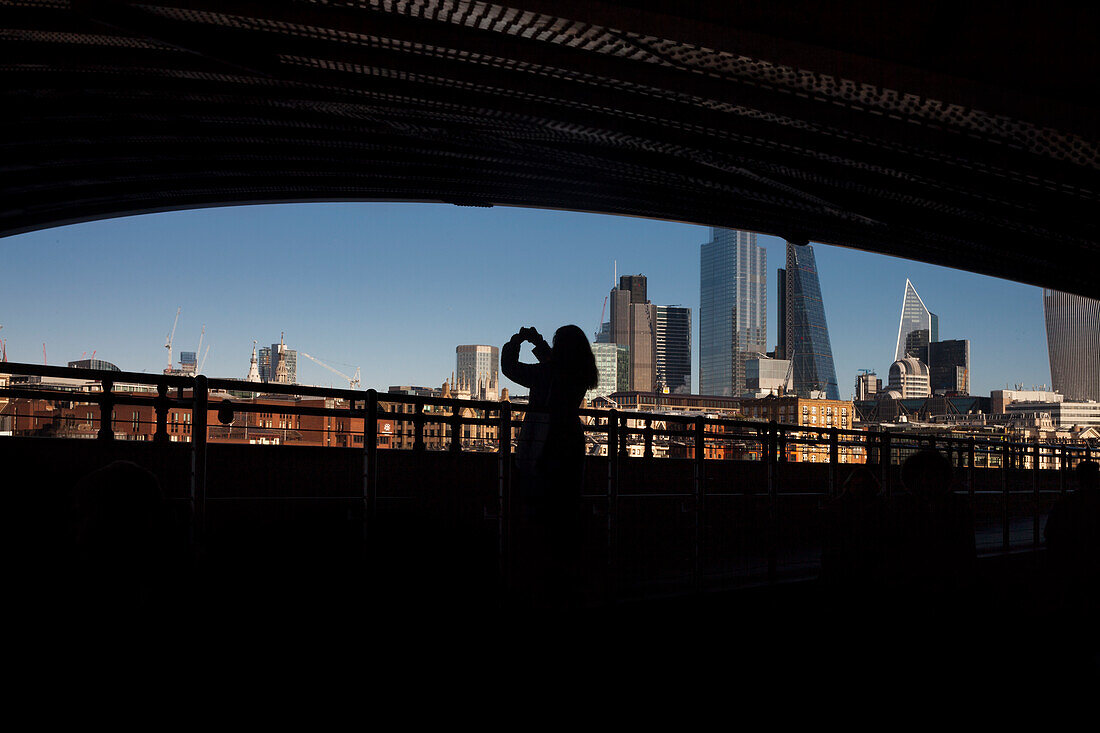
2,1,1098,296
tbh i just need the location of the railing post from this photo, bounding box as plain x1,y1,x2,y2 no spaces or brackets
1059,444,1067,494
97,378,114,441
607,410,619,598
694,416,705,592
191,375,208,543
643,417,653,459
1001,439,1010,552
498,401,512,591
608,410,619,498
363,390,378,543
154,380,169,444
767,421,779,582
880,430,892,497
828,427,839,498
413,401,425,452
968,437,976,500
449,401,462,453
1032,439,1041,547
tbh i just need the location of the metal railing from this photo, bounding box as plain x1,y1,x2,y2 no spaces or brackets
2,361,1096,594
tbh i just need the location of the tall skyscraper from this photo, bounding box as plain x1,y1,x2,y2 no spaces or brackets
456,344,499,400
609,274,656,392
655,305,692,393
928,339,970,395
1043,289,1100,402
895,279,938,362
782,243,840,400
700,228,766,397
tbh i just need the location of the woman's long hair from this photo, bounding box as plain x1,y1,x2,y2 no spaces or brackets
552,324,599,391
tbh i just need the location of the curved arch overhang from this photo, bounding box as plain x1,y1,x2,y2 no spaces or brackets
3,1,1098,296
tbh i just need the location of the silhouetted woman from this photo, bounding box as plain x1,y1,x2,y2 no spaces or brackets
501,324,598,607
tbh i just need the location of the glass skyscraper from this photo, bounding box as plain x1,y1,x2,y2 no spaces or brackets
1043,289,1100,402
655,305,692,393
587,342,630,401
895,279,938,362
782,243,839,400
700,228,766,397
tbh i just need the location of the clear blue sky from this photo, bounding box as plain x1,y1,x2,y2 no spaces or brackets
1,202,1051,398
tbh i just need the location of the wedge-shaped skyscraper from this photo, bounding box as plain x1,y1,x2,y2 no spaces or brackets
1043,289,1100,402
895,279,938,363
780,242,839,400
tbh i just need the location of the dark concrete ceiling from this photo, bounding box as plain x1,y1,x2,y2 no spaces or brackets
3,1,1098,296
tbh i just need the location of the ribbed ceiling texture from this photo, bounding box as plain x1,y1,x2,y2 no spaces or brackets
2,1,1097,295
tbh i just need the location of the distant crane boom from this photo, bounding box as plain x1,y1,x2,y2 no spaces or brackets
165,306,181,370
198,345,211,373
300,351,360,389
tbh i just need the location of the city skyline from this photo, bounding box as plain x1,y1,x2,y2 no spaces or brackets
0,202,1056,398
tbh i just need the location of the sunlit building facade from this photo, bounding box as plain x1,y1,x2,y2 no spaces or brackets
700,228,766,397
1043,289,1100,402
587,343,630,402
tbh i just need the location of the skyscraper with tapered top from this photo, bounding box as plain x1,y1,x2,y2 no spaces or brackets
782,242,839,400
700,228,766,397
895,279,938,363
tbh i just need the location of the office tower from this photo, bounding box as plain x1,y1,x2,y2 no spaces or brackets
179,351,197,374
928,339,970,395
746,357,792,396
783,242,840,399
655,305,692,393
888,357,931,398
587,342,630,401
609,274,656,392
456,344,500,400
700,228,766,396
855,371,881,400
775,268,787,359
1043,289,1100,402
594,321,611,344
895,279,938,362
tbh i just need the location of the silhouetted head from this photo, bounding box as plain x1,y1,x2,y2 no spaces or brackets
901,448,953,499
73,460,165,561
552,324,599,391
841,465,881,501
1077,461,1099,493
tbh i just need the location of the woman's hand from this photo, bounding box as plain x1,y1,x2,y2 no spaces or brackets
518,326,541,343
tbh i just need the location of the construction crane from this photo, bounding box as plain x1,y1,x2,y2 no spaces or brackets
596,294,608,339
300,351,361,389
198,345,211,374
164,306,181,371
